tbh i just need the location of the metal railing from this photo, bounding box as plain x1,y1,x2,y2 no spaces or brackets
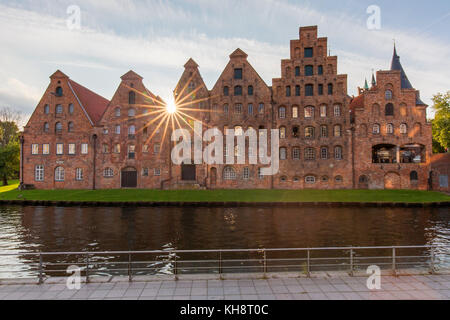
0,245,448,284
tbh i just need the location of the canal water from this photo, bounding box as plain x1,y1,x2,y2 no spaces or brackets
0,205,449,278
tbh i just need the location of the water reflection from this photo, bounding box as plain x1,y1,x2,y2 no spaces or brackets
0,205,448,277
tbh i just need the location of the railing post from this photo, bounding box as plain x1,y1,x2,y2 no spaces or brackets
173,252,178,281
430,247,435,275
38,254,43,285
350,249,354,277
306,250,311,278
86,254,90,284
263,250,267,277
392,247,397,277
219,251,223,278
128,253,132,282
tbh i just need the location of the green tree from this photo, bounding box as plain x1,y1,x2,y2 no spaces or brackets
0,107,22,186
432,91,450,153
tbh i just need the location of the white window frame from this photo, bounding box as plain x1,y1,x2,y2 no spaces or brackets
35,165,44,182
32,144,39,155
56,143,64,155
43,144,50,155
81,144,88,155
76,168,83,181
68,143,76,155
55,167,65,182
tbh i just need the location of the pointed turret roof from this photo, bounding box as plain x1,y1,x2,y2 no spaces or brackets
390,45,413,89
184,58,199,69
364,79,369,90
229,48,248,59
371,71,376,87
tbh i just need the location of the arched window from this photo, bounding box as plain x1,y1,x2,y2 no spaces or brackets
320,105,327,117
279,106,286,119
292,147,300,160
280,147,287,160
305,84,314,96
305,176,316,184
305,126,315,139
115,107,121,117
320,125,328,137
68,122,74,133
334,105,341,117
335,176,343,183
115,125,121,134
223,86,229,96
386,124,394,134
334,125,342,137
104,168,114,177
55,87,63,97
292,126,299,138
373,124,380,134
334,146,343,160
258,103,265,114
385,103,394,116
279,126,286,139
55,167,65,181
129,91,136,104
305,106,315,118
234,126,243,136
385,90,393,100
320,147,328,159
44,123,49,132
128,125,136,135
44,105,50,114
55,122,62,133
248,86,254,96
56,105,63,114
128,108,136,117
223,167,236,180
410,171,418,182
292,106,299,118
234,86,243,96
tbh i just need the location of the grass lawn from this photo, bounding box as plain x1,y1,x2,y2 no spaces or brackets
0,186,449,203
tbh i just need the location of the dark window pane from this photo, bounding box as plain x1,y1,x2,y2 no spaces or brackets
224,86,229,96
318,65,323,75
305,65,314,76
305,85,314,96
234,68,243,79
234,86,242,96
286,86,291,97
304,48,313,58
248,86,254,96
295,67,300,76
318,84,324,95
295,85,300,96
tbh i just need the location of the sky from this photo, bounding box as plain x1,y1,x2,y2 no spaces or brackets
0,0,449,124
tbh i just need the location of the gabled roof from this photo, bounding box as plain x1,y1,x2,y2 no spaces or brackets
184,58,199,69
68,79,110,124
390,46,413,89
121,70,143,80
229,48,248,59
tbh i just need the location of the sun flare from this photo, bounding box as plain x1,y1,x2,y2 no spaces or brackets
166,98,177,114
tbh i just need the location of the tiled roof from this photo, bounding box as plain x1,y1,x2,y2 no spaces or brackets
68,79,110,124
349,94,365,111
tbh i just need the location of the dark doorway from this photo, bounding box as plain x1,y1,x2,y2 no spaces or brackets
181,165,196,181
121,168,137,188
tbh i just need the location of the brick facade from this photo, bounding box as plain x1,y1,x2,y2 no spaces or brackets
21,26,438,191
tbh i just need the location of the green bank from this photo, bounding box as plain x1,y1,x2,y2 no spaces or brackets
0,182,449,203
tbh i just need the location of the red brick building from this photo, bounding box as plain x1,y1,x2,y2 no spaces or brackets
20,26,438,191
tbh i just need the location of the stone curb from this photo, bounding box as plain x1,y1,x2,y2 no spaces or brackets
0,200,449,208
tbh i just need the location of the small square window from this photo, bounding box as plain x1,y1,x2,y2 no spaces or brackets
304,48,313,58
154,168,161,176
234,68,243,79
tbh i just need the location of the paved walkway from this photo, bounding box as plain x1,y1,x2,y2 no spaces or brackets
1,273,450,300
